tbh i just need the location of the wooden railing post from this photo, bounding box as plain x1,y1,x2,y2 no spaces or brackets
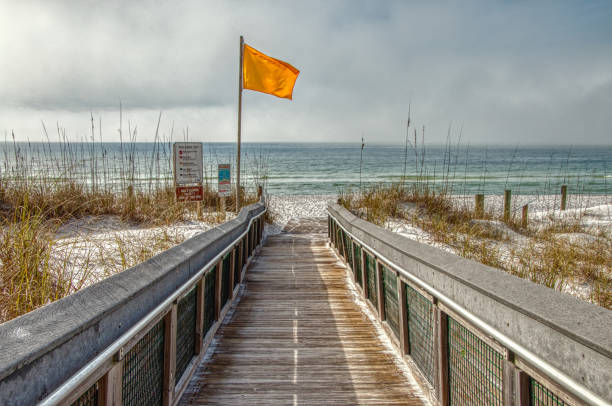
99,360,123,406
436,308,450,406
259,216,264,244
503,354,516,406
350,241,357,281
229,247,236,299
163,305,177,406
361,248,368,299
250,223,255,253
244,232,249,265
214,262,223,321
398,281,409,355
376,260,385,319
194,278,205,353
239,239,245,281
515,370,531,406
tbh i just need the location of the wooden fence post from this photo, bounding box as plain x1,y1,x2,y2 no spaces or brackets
475,194,485,217
521,204,528,228
504,190,512,222
561,185,567,211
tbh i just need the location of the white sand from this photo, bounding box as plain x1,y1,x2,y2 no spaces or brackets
49,193,609,305
51,214,227,289
266,194,337,232
266,193,611,306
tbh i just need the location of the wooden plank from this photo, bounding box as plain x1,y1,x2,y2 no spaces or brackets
178,218,425,406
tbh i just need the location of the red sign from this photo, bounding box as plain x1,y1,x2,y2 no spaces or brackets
175,185,203,202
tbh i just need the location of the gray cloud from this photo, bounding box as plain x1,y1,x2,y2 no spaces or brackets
0,0,611,144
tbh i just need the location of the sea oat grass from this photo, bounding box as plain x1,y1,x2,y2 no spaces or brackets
343,184,611,309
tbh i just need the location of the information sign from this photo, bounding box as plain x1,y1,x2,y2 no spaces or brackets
218,164,231,197
175,185,204,202
173,142,203,185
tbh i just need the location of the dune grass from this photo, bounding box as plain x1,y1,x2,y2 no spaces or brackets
0,132,262,323
339,183,612,310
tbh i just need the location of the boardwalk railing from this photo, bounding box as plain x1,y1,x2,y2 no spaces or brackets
0,199,266,406
328,203,612,406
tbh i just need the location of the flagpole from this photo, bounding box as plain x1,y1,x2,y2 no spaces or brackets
236,35,244,213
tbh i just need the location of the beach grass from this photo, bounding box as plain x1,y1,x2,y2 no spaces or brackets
0,133,262,323
338,182,611,309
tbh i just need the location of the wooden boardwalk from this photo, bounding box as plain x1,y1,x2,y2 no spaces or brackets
179,218,425,405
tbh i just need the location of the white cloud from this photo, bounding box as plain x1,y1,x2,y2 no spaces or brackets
0,0,610,144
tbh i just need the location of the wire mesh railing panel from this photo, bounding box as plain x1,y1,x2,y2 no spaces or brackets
364,252,378,309
70,382,98,406
406,283,435,385
242,235,248,265
343,233,354,269
382,265,399,338
531,379,567,406
175,287,197,385
448,316,503,406
122,319,165,406
233,246,240,288
221,254,231,308
203,268,216,336
353,242,363,287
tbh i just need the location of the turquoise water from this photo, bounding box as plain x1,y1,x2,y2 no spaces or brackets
2,142,610,195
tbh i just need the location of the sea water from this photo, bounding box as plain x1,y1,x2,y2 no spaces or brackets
1,142,610,196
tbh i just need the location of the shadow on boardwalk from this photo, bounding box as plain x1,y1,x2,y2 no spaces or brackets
179,217,424,405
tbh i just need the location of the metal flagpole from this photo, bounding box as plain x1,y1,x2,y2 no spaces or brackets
236,35,244,213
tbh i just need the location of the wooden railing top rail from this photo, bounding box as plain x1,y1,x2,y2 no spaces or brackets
0,199,265,406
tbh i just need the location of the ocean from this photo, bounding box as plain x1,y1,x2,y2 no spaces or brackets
1,142,610,196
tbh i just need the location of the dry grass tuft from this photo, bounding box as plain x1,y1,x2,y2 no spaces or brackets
0,135,265,323
340,183,611,309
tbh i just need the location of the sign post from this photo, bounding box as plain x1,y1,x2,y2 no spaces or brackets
173,142,203,202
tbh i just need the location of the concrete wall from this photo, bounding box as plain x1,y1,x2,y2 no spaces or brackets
0,201,265,406
328,203,612,402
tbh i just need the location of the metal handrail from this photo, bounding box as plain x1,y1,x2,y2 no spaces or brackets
329,211,609,406
39,206,266,406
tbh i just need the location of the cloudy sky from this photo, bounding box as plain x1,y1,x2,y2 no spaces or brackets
1,0,611,144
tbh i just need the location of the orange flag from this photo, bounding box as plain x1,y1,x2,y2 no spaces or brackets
242,44,300,100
